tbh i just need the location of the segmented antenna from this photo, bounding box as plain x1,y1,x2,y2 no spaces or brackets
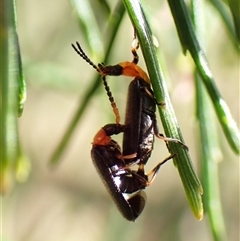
71,42,99,73
71,42,120,124
102,76,120,124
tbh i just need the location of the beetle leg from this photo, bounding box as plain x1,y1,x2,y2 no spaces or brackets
120,157,141,171
131,29,139,64
152,118,189,150
123,153,138,160
145,153,176,185
131,40,139,65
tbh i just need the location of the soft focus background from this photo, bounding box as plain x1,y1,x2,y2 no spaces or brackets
2,1,239,241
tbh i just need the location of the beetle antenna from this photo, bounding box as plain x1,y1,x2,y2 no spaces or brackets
102,76,120,124
72,42,120,123
71,42,100,73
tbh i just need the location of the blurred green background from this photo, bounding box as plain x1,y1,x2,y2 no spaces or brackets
2,0,239,241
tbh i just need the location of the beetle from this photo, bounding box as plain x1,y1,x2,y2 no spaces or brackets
91,123,175,221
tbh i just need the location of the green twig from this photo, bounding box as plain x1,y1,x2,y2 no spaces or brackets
226,0,240,43
122,0,203,220
208,0,239,50
192,1,228,240
196,73,228,241
167,0,240,154
0,0,24,194
71,0,104,57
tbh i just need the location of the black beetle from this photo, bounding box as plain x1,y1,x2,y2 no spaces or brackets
91,123,174,221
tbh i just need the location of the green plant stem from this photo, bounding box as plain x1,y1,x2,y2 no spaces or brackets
50,1,125,165
122,0,203,220
192,1,228,240
196,73,228,241
0,0,20,193
208,0,239,50
71,0,104,57
167,0,240,155
227,0,240,43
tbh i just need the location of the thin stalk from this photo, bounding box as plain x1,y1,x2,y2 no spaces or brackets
208,0,239,50
196,73,228,241
122,0,203,220
167,0,240,154
192,1,228,240
0,0,22,194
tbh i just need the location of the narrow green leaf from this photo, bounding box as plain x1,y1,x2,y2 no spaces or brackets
207,0,239,50
122,0,203,220
227,0,240,43
0,0,21,194
196,72,228,241
192,0,228,239
71,0,104,57
167,0,240,154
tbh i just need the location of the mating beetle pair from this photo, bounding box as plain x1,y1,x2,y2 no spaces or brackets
72,37,187,221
